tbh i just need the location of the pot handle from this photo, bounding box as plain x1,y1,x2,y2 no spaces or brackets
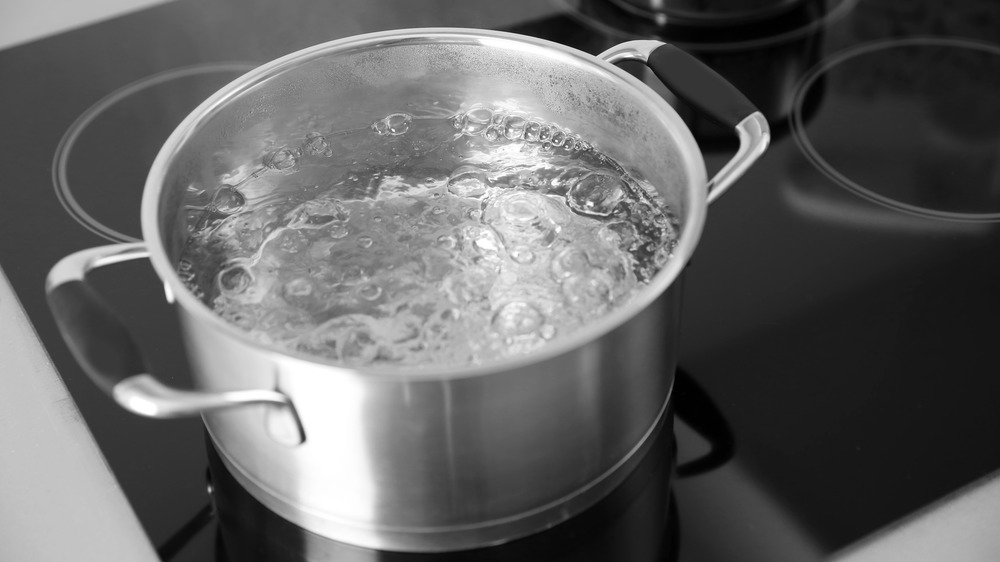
45,243,304,446
599,40,770,204
673,368,734,477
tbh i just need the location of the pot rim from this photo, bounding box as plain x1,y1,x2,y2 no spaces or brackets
141,27,708,380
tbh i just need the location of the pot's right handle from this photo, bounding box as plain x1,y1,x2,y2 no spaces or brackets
46,243,304,446
599,40,770,204
673,368,735,477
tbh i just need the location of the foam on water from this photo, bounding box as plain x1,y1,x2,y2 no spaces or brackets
179,106,679,369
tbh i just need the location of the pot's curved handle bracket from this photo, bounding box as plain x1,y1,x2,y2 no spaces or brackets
600,40,770,204
46,243,304,446
673,368,735,477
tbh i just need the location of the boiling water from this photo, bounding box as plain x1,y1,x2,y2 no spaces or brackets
178,106,679,368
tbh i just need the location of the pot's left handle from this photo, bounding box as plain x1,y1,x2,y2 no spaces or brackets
46,243,304,446
600,41,770,204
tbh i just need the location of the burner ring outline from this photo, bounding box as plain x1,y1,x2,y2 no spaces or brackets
52,62,258,243
791,37,1000,223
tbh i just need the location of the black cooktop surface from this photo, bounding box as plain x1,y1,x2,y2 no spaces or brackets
2,0,1000,560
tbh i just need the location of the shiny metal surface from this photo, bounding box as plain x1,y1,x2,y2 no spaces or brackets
48,28,763,552
146,28,701,551
45,242,150,286
712,112,771,202
187,279,680,550
46,242,304,445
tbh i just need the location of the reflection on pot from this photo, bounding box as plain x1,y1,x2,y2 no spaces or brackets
208,415,678,562
202,367,735,561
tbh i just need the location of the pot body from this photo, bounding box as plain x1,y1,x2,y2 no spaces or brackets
42,28,766,553
188,275,680,551
207,402,677,562
143,29,706,551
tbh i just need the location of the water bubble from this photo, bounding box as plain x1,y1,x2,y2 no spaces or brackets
304,132,333,157
209,186,246,215
357,282,382,301
563,271,614,310
217,264,252,295
222,308,258,330
509,247,536,264
436,233,458,250
539,324,556,340
357,235,374,249
467,225,502,256
600,221,637,252
267,147,300,171
567,172,626,217
447,165,489,198
503,115,526,140
282,278,316,309
462,107,493,135
484,191,566,248
372,113,413,136
493,301,545,336
524,121,542,142
551,247,591,279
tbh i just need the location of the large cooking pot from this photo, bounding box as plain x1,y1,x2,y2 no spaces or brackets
46,29,767,552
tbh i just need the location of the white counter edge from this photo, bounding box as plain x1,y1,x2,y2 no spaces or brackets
0,266,158,561
833,468,1000,562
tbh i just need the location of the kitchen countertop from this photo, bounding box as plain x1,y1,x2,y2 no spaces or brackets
0,266,157,562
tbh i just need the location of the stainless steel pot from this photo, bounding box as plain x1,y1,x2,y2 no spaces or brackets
46,29,768,552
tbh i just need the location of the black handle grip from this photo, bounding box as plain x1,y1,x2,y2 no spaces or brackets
674,367,735,477
646,43,758,130
47,280,149,394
